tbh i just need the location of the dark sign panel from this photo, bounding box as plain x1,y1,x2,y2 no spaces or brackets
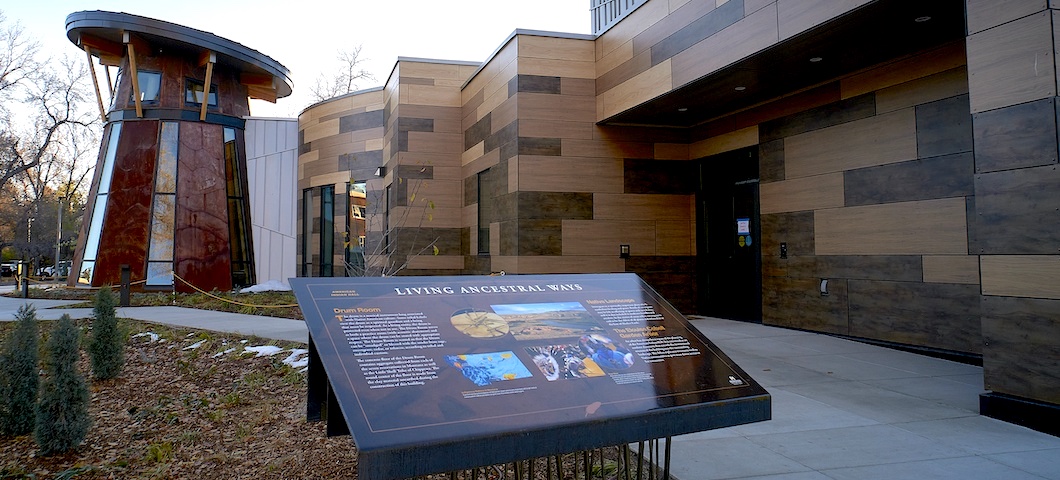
291,273,769,480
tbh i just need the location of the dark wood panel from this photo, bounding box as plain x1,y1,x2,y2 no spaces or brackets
972,97,1058,173
975,164,1060,254
759,139,784,183
624,159,697,194
639,272,697,314
762,276,849,335
464,113,491,150
625,256,697,274
595,50,653,97
484,120,517,153
517,192,593,220
509,75,562,96
982,295,1060,403
339,151,384,181
392,227,462,257
759,93,876,143
650,0,744,66
848,280,981,354
397,117,435,132
339,110,385,133
93,120,159,287
915,94,972,158
463,175,477,207
175,122,231,292
518,219,562,256
760,211,814,260
396,164,434,180
966,196,978,255
844,152,974,206
776,255,924,282
517,137,562,156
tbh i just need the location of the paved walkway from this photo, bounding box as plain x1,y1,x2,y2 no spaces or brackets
2,290,1058,479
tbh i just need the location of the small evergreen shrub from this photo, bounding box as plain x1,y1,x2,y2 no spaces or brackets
89,286,124,380
35,314,91,454
0,304,40,436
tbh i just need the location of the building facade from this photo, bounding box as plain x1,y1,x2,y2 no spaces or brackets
298,0,1060,431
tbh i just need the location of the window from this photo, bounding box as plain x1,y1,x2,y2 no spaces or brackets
477,168,491,255
320,185,334,277
346,181,367,276
145,122,178,287
184,79,217,106
224,127,255,287
302,189,314,276
130,71,162,104
78,123,123,284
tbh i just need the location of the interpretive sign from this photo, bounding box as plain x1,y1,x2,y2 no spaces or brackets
291,273,769,480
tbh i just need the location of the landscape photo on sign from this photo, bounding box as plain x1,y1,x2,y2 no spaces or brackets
444,352,534,386
525,343,606,381
490,302,604,341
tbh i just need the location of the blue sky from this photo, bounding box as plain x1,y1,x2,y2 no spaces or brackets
5,0,592,117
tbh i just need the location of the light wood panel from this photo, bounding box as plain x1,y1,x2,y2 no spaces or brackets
594,193,693,221
670,4,778,88
595,0,670,61
518,93,596,123
518,119,595,140
596,38,635,78
785,108,917,178
689,126,758,158
519,36,595,62
516,155,624,193
509,255,627,274
518,57,596,79
842,42,966,101
654,143,689,160
599,59,673,120
760,172,844,215
561,220,656,256
301,119,340,143
776,0,871,41
632,0,719,55
403,84,462,107
406,131,462,154
561,138,654,159
923,255,980,285
966,11,1055,114
463,40,517,105
981,255,1060,299
966,0,1047,34
656,220,693,255
875,67,969,114
814,197,968,255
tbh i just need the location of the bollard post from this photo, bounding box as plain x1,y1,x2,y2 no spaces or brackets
18,261,28,298
120,264,131,307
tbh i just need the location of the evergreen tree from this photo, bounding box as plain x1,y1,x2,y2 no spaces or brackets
35,314,90,454
88,286,124,380
0,304,40,436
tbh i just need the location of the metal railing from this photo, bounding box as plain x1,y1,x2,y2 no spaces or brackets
591,0,648,35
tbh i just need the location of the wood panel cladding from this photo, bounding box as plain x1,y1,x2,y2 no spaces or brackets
975,164,1060,254
814,198,968,255
966,11,1055,114
843,152,974,207
762,276,849,335
972,98,1059,173
922,255,979,285
784,109,917,179
966,0,1047,35
175,122,232,292
982,296,1060,403
915,94,973,158
848,280,981,354
760,172,843,215
92,120,159,286
981,255,1060,300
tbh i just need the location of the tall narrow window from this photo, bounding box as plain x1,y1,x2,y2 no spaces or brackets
320,185,334,277
347,181,367,276
224,127,255,287
477,168,491,255
302,188,314,276
145,121,178,287
78,122,122,284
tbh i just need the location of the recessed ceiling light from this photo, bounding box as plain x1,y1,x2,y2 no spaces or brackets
734,86,746,91
809,57,823,63
914,16,932,23
677,107,688,112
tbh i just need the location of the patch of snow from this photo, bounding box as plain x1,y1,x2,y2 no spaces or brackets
212,347,237,358
131,332,160,342
240,280,292,293
183,340,206,350
244,345,284,357
283,349,309,369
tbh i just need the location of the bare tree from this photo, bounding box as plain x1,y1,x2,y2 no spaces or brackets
309,46,377,103
0,11,99,263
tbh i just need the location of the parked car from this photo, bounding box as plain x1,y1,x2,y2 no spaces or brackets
1,262,14,277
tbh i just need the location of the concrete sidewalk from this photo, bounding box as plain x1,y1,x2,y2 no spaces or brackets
2,289,1057,479
0,289,307,343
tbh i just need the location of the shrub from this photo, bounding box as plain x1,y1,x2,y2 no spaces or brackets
0,304,40,436
89,286,124,380
35,314,91,454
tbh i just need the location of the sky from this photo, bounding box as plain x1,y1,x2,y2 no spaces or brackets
3,0,593,117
